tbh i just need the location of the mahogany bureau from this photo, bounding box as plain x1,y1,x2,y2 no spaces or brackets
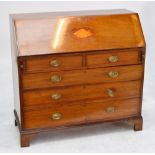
10,9,146,147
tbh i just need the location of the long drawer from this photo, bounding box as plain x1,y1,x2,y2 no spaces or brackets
22,65,143,89
23,81,141,107
23,98,140,129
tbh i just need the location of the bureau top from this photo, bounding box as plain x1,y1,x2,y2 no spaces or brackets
10,9,145,57
11,9,134,19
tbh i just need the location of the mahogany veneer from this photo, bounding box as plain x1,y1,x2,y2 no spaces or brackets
10,9,146,147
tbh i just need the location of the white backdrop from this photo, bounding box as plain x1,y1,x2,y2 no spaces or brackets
0,1,155,152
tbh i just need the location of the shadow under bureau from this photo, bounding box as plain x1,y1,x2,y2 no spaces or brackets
10,9,146,147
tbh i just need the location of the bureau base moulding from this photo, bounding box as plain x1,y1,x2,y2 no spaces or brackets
14,110,143,147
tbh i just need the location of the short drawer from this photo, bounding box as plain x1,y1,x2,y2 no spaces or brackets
22,65,143,89
86,50,142,68
23,81,141,107
23,98,140,129
25,55,83,72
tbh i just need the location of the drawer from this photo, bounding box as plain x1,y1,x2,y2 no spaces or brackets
23,98,140,129
25,55,83,72
22,65,143,89
86,50,141,68
23,81,141,107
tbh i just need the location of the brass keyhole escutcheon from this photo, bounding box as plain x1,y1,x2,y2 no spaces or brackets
107,88,115,97
108,56,118,63
51,94,62,100
108,71,119,78
51,75,62,82
50,59,61,67
106,107,116,113
51,113,62,120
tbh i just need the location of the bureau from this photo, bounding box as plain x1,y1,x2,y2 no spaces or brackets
10,9,146,147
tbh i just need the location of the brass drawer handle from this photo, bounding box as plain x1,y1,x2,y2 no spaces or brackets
107,88,115,97
51,94,62,100
108,71,119,78
106,107,116,113
51,75,62,82
51,113,62,120
108,56,118,63
50,59,61,67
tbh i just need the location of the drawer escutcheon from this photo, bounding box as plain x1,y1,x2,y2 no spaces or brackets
51,113,62,120
50,59,61,67
51,94,62,100
106,107,116,113
107,88,115,97
108,71,119,78
51,75,62,82
108,56,118,63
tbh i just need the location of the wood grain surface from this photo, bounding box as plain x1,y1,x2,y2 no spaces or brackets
23,98,140,129
23,80,141,107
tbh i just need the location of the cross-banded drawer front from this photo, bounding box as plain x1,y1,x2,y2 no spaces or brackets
23,80,141,107
23,98,140,129
25,55,83,72
22,65,143,89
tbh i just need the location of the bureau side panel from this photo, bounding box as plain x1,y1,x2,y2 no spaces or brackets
10,16,21,122
136,14,146,116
